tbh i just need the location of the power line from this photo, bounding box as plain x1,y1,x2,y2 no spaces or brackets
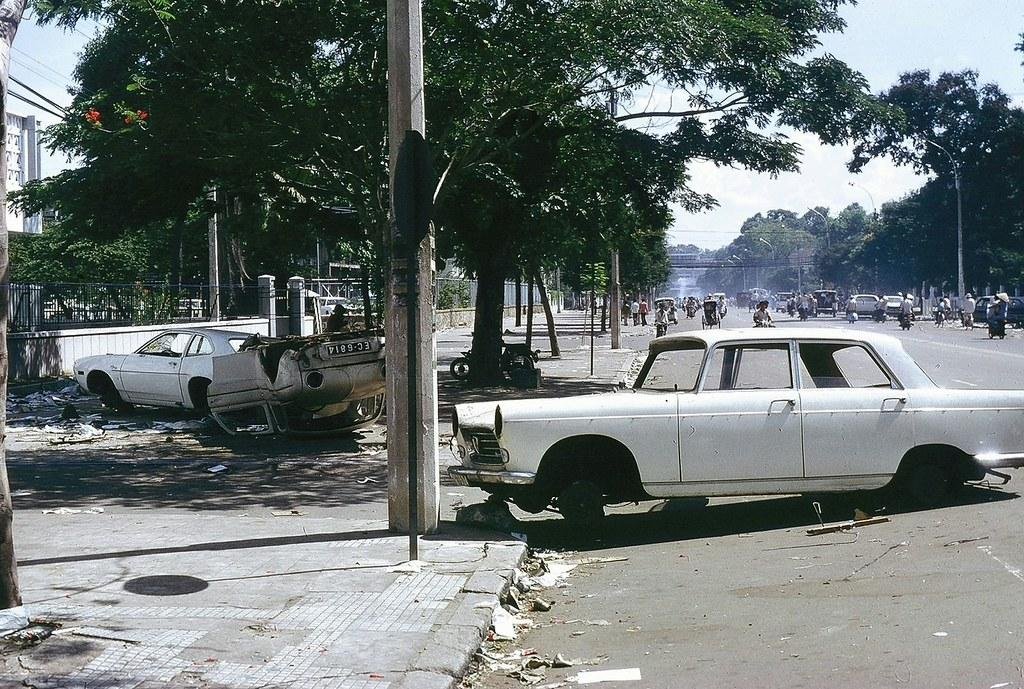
12,47,74,84
9,76,67,114
8,91,65,119
11,59,69,91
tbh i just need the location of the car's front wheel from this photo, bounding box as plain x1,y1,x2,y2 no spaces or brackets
89,373,132,411
557,480,604,526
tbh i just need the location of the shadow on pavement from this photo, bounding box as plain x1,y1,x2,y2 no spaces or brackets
517,485,1019,551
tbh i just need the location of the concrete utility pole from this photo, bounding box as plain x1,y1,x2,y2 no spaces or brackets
387,0,439,543
207,189,220,321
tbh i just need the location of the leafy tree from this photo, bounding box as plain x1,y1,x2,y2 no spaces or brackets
851,69,1024,291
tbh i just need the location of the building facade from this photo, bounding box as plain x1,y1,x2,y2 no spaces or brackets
6,111,42,234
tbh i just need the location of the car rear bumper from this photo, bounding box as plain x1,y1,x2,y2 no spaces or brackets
974,452,1024,469
448,466,536,486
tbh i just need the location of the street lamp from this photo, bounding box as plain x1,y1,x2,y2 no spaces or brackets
924,138,965,298
757,237,775,290
727,255,747,290
807,207,830,250
847,181,877,217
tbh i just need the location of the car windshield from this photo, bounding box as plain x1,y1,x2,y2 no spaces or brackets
636,342,706,392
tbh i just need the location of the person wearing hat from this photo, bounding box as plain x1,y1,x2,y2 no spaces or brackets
962,293,976,329
753,300,773,327
988,293,1010,338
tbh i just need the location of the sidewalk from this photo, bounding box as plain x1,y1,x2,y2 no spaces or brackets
1,312,643,689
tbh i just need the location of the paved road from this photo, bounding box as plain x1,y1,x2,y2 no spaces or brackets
469,314,1024,689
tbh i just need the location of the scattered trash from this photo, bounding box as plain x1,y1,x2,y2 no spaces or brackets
59,627,141,644
572,556,628,565
207,464,229,473
525,561,576,589
491,605,518,640
576,668,642,684
532,599,553,612
390,560,424,574
270,510,306,517
41,506,104,515
806,516,889,536
60,404,79,420
990,683,1011,688
943,536,989,547
356,477,379,484
570,630,586,637
152,420,208,432
0,623,54,646
45,423,104,444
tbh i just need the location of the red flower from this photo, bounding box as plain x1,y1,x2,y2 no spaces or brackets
137,110,149,121
124,113,136,125
84,108,102,125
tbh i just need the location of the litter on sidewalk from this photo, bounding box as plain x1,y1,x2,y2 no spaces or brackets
576,667,642,684
41,506,104,515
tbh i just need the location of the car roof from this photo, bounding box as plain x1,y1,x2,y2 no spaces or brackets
652,327,903,350
158,328,256,340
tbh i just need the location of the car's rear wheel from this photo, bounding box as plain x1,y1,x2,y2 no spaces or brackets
449,357,471,380
189,379,211,415
557,480,604,526
901,460,952,507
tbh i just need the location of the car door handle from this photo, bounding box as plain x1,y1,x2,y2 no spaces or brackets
769,399,795,412
883,396,907,404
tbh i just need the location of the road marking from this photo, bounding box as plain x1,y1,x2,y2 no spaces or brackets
950,379,978,387
978,545,1024,584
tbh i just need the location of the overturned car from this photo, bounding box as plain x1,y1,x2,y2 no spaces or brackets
207,330,385,435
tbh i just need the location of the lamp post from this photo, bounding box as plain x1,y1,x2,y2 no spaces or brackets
757,237,775,290
924,139,965,298
847,181,876,217
728,255,747,290
807,207,830,250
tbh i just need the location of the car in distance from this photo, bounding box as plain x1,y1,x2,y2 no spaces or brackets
882,295,904,316
973,295,1024,327
449,329,1024,524
74,328,255,412
851,293,881,316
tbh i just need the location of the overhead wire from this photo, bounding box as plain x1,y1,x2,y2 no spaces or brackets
9,76,67,114
8,91,65,119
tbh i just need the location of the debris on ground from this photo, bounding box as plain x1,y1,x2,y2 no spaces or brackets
60,404,80,420
270,510,306,517
389,560,424,574
152,419,209,432
41,507,105,515
455,499,520,534
943,536,989,547
576,667,642,684
806,516,890,536
44,423,104,444
207,464,229,473
0,606,29,636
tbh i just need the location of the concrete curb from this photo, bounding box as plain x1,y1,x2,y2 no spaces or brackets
396,541,529,689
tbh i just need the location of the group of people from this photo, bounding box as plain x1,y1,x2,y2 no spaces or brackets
621,296,678,335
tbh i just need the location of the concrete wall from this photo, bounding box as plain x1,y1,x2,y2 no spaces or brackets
8,318,271,381
435,306,543,331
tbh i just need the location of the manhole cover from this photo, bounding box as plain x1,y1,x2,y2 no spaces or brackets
123,575,208,596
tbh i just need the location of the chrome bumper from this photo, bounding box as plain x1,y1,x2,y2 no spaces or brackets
448,466,536,486
974,452,1024,469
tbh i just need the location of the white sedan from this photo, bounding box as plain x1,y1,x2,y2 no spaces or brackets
449,329,1024,523
74,328,254,412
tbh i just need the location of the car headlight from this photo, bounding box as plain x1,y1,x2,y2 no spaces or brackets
494,406,503,439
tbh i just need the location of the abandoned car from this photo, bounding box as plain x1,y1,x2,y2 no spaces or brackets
206,329,385,435
449,329,1024,524
74,328,253,412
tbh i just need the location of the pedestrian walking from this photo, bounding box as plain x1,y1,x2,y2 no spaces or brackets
639,298,649,326
717,295,728,321
631,299,640,326
846,295,858,324
622,298,631,326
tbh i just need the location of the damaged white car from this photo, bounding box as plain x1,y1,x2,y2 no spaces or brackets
207,329,385,435
449,329,1024,524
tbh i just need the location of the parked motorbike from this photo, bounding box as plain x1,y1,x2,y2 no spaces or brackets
450,341,540,380
989,319,1007,339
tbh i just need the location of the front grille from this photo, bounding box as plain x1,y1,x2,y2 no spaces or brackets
464,430,505,465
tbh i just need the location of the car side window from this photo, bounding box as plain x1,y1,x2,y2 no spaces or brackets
138,333,190,357
186,336,214,357
702,344,792,391
638,344,705,392
798,343,893,389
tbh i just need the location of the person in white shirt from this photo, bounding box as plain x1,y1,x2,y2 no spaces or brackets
753,301,773,327
962,293,976,328
654,302,669,336
630,300,640,326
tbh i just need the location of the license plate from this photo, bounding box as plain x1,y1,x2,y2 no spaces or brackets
325,340,371,357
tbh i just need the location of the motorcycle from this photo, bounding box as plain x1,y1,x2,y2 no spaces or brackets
898,313,913,330
450,341,540,380
872,308,887,323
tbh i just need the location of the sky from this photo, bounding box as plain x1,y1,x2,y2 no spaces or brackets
8,1,1024,249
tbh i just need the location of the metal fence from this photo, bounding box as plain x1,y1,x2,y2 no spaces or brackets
436,277,540,310
8,283,261,333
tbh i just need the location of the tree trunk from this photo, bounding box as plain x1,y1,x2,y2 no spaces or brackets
536,270,560,357
514,274,522,327
0,0,27,611
526,274,534,349
470,254,506,385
